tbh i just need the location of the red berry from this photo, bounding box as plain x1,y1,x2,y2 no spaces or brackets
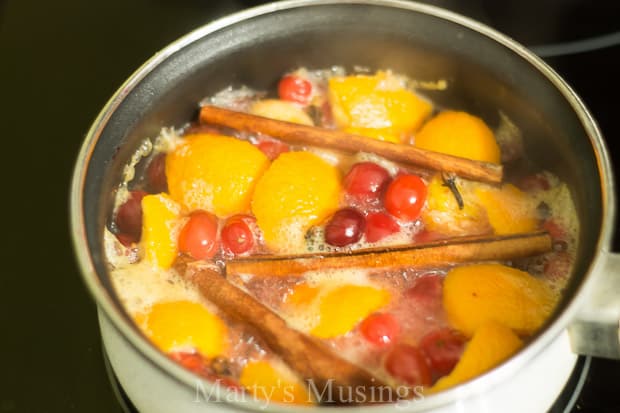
221,215,255,255
517,174,550,191
365,212,400,242
115,190,147,243
406,274,443,307
278,74,313,105
178,211,219,260
542,219,566,241
257,139,289,160
147,153,168,193
343,162,391,202
360,313,400,346
419,328,465,376
544,251,571,279
324,208,365,247
384,174,427,221
169,351,207,373
115,232,136,247
385,344,432,387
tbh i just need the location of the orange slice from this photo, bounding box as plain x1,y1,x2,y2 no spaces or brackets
240,360,313,405
414,111,500,163
475,183,538,235
329,71,432,143
311,285,390,339
443,263,556,337
285,283,320,307
166,134,270,217
141,193,181,269
144,300,228,358
431,321,522,392
251,151,341,253
421,174,490,236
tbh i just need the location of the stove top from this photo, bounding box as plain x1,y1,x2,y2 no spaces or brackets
1,0,618,412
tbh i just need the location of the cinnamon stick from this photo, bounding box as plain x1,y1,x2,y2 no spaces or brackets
225,231,552,277
179,263,397,405
200,105,503,184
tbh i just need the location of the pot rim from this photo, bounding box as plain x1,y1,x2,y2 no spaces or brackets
70,0,616,410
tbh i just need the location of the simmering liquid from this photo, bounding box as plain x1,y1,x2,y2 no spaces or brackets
105,68,578,405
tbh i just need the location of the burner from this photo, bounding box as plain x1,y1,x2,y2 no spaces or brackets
549,356,591,412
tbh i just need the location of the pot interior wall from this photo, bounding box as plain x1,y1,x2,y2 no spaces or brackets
82,3,602,324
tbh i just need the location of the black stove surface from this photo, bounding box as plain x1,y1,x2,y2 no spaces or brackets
1,1,618,412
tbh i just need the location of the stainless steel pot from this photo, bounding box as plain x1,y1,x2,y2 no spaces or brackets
70,0,619,411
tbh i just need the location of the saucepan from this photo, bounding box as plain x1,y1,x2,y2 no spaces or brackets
70,0,619,411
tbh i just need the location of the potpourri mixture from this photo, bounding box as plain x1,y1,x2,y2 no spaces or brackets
105,67,578,405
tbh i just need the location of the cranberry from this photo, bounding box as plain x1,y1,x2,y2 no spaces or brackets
169,351,207,373
542,219,566,241
147,153,168,193
385,344,432,387
278,74,313,105
324,208,366,247
343,162,391,202
419,328,466,376
115,190,147,243
517,174,550,191
406,274,444,307
221,215,256,255
360,313,400,346
178,211,219,260
257,139,289,160
384,174,427,221
365,212,400,242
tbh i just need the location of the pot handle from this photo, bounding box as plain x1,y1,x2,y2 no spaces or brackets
568,251,620,359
